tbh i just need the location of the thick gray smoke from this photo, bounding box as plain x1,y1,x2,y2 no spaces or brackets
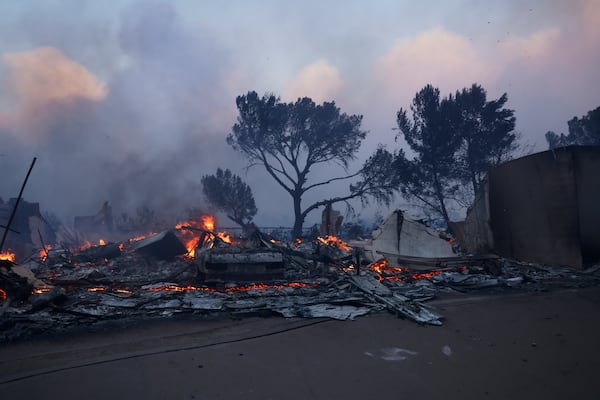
0,1,243,225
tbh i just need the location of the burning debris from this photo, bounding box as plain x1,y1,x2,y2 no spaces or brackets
1,212,600,342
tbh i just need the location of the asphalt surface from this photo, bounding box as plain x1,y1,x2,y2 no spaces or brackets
1,288,600,399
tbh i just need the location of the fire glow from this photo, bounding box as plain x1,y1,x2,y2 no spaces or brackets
80,282,317,294
147,282,317,293
370,258,443,282
370,258,408,275
32,287,52,295
0,288,6,302
0,251,16,262
130,233,156,242
39,245,52,261
176,214,233,257
317,236,351,251
77,239,106,252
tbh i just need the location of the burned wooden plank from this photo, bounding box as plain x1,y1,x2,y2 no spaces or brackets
73,243,122,262
132,230,187,260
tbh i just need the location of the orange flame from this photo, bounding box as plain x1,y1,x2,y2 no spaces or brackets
0,250,16,262
370,258,444,282
87,287,106,292
39,245,52,261
130,233,155,242
369,258,408,275
113,288,133,294
411,270,442,280
99,239,106,246
201,215,215,232
370,258,410,282
32,287,53,295
184,237,201,258
0,288,7,301
317,236,351,252
175,214,234,257
217,232,232,244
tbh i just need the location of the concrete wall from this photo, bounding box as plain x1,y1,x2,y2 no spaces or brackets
466,146,600,269
463,180,494,254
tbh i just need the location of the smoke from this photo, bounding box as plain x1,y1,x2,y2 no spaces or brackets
0,1,242,224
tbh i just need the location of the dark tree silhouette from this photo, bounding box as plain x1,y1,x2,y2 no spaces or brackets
227,91,396,238
201,168,257,227
395,84,462,227
372,84,520,227
452,84,517,194
546,106,600,149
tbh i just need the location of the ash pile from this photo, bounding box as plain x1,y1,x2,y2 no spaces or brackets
2,214,600,342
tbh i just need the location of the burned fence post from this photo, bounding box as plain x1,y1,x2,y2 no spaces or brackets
0,157,37,254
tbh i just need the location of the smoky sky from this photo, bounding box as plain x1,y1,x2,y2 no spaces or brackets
0,1,243,224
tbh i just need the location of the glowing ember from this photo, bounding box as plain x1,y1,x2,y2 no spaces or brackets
130,233,155,242
317,236,351,252
39,245,52,261
369,258,408,275
0,288,6,302
0,250,16,262
118,243,125,251
87,287,106,292
32,287,52,294
99,239,106,246
411,270,443,280
113,288,133,294
370,258,444,282
146,282,317,293
148,284,212,292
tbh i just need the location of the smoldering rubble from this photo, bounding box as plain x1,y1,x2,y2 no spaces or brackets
2,218,600,342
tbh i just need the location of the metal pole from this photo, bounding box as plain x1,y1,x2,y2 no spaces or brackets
0,157,37,253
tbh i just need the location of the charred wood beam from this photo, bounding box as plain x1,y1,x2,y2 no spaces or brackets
0,157,36,253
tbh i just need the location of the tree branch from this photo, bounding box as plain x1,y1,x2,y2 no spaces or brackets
258,149,293,194
302,171,361,194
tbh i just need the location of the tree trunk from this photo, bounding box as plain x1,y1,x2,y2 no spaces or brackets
433,174,451,228
471,169,478,195
291,193,304,239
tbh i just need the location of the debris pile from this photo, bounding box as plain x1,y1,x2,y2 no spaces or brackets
2,214,600,342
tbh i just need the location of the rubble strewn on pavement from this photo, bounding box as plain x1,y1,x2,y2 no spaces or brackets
2,221,600,342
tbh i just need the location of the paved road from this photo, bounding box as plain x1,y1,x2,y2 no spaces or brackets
1,288,600,399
